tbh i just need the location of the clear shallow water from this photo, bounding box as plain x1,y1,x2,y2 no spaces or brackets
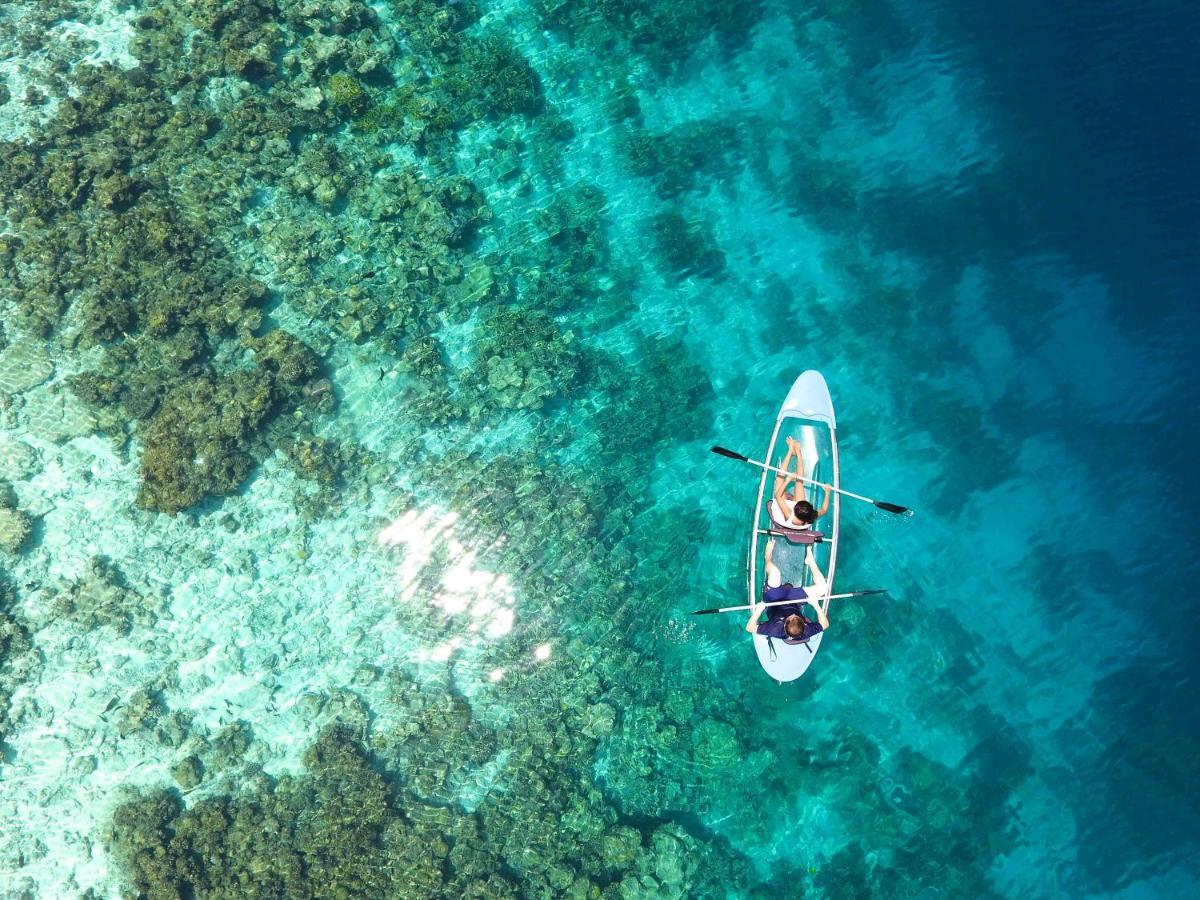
0,0,1197,897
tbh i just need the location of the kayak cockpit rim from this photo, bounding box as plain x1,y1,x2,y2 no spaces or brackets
745,416,785,618
746,415,840,615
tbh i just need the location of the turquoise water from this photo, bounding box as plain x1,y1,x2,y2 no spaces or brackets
1,0,1197,896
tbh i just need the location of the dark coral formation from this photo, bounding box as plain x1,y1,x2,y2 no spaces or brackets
539,0,765,76
649,210,727,283
108,696,753,899
108,727,466,898
0,482,33,555
0,574,37,765
470,308,581,410
135,329,321,513
357,2,542,145
624,118,750,199
138,375,271,513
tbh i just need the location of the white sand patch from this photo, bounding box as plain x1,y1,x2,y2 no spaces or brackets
0,0,138,141
56,0,139,71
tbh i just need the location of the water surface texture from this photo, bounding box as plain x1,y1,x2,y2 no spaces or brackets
1,0,1197,896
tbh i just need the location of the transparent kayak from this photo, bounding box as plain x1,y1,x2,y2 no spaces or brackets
746,371,841,683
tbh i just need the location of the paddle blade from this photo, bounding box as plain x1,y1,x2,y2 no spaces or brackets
710,445,748,462
690,607,720,616
827,589,888,602
874,501,911,515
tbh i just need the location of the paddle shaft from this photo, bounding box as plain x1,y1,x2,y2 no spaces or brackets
741,454,878,506
698,590,884,615
711,445,910,513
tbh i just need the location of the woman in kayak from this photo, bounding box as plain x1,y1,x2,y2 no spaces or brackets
771,435,831,529
746,540,830,643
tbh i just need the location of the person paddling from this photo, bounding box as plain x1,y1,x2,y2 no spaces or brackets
770,436,830,530
746,540,830,642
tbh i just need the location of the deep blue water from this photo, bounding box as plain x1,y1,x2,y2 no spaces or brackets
786,0,1200,891
931,0,1200,889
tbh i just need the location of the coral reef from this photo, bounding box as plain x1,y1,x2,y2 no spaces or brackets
448,37,544,121
0,509,32,557
106,725,474,899
539,0,766,75
47,557,159,636
107,684,755,899
588,337,715,455
776,139,860,218
128,330,321,512
326,72,368,115
170,755,203,791
137,371,274,513
623,118,749,199
0,0,528,512
0,575,37,765
470,308,581,410
366,2,541,132
506,182,631,322
0,484,32,555
649,210,726,283
283,435,347,487
0,4,369,513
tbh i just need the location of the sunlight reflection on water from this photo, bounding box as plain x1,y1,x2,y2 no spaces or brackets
377,506,518,665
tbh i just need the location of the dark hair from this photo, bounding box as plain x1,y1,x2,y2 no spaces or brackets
784,615,804,637
792,500,817,524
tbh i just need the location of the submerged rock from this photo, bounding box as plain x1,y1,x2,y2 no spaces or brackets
0,484,32,555
0,506,31,555
0,339,53,394
0,437,37,480
691,717,742,772
48,557,158,635
23,386,97,444
171,754,203,791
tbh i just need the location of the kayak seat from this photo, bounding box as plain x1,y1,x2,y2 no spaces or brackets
766,635,816,661
769,528,825,545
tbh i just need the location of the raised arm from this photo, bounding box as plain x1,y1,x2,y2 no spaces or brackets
745,601,766,633
817,485,831,518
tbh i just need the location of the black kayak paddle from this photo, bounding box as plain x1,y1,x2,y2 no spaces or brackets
711,446,913,516
690,589,888,616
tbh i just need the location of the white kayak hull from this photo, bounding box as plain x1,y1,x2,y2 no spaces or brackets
752,629,825,680
746,370,841,683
